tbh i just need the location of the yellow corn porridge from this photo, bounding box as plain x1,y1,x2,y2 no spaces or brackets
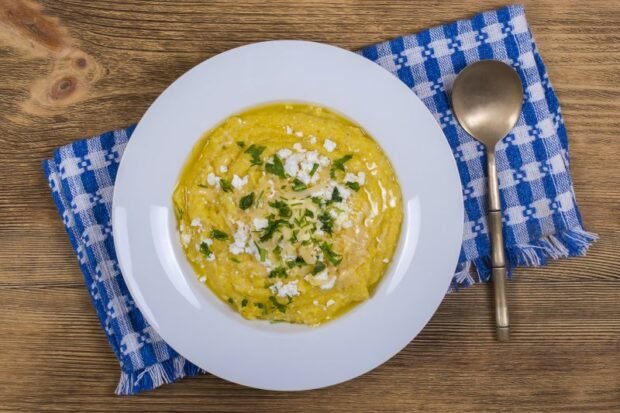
173,103,403,325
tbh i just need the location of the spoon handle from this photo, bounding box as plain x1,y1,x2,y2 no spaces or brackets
486,149,510,341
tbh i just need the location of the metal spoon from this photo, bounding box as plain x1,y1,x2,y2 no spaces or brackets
451,60,523,341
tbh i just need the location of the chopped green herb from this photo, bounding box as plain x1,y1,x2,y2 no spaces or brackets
265,154,286,178
255,242,267,262
210,229,229,241
301,239,312,246
197,183,209,189
311,196,323,206
254,302,264,309
320,242,342,266
227,298,234,304
312,261,326,275
286,256,307,269
241,298,248,307
309,163,319,177
256,190,264,205
269,266,288,279
318,211,334,234
259,218,289,242
199,241,213,258
331,187,343,203
269,200,292,218
345,181,360,191
229,256,241,263
290,229,299,243
304,209,314,218
245,144,266,165
236,141,245,148
239,192,255,210
219,178,233,193
292,178,308,192
273,245,282,259
269,296,287,313
330,154,353,178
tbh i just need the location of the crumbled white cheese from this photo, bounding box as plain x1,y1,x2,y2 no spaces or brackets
231,174,248,189
284,154,301,177
199,276,207,283
277,148,292,159
219,165,228,173
207,172,220,186
319,156,330,167
253,217,268,231
305,269,336,290
326,299,335,308
309,135,317,144
229,223,249,255
271,280,300,297
190,218,202,228
294,130,303,137
320,276,336,290
323,138,336,152
345,171,365,185
293,143,305,152
181,232,191,246
285,125,293,135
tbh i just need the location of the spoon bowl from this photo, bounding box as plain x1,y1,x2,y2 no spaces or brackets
452,60,523,147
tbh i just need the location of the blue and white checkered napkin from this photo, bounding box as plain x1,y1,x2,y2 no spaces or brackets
43,4,595,395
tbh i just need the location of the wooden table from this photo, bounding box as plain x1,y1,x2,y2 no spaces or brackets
1,1,618,411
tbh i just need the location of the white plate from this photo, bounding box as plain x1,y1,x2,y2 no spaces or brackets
113,40,463,391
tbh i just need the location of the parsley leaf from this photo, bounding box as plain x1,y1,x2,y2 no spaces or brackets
309,163,319,177
269,200,292,218
219,178,233,193
311,196,323,206
241,298,248,307
330,154,353,178
292,178,308,192
268,266,288,278
286,256,306,268
331,187,343,203
345,181,360,191
239,192,255,210
269,296,287,313
265,154,286,178
260,218,289,242
245,144,266,165
236,141,245,148
320,242,342,266
199,241,213,258
312,261,326,275
304,209,314,218
210,229,229,241
255,242,267,262
318,211,334,234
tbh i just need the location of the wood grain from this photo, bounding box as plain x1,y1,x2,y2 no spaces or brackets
0,0,618,411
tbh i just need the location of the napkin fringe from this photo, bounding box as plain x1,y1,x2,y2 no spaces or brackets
115,356,203,395
471,228,598,283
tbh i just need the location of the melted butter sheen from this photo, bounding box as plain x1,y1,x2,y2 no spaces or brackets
173,103,403,326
